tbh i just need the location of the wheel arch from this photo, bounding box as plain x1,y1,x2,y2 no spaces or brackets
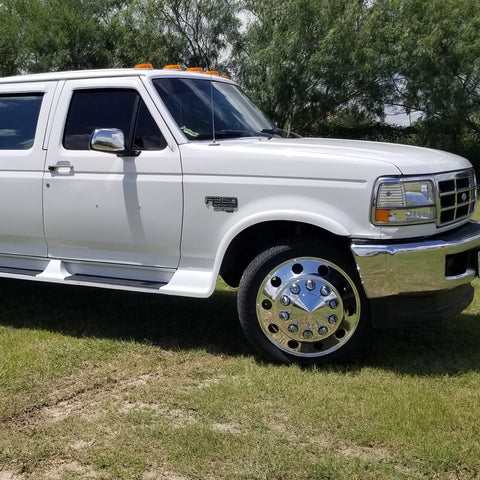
219,219,353,288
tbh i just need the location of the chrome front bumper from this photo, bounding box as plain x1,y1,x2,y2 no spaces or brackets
351,221,480,299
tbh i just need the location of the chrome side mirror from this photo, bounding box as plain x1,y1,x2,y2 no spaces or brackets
90,129,140,157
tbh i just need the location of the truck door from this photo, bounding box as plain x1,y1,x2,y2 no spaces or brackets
0,82,55,258
43,77,182,269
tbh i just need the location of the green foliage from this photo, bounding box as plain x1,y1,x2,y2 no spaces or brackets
369,0,480,135
235,0,385,132
115,0,240,70
0,0,128,73
0,0,240,74
235,0,480,139
0,1,23,76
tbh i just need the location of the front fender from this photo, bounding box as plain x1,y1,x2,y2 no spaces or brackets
178,172,378,296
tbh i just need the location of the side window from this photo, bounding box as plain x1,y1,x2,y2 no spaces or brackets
63,88,166,151
133,101,168,150
0,94,43,150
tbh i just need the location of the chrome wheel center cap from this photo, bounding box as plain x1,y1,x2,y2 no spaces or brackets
256,257,361,358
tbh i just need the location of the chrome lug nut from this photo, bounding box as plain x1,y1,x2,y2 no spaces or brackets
290,283,300,295
288,324,298,334
318,326,328,336
320,285,331,296
280,295,290,306
328,315,338,325
279,311,290,321
306,279,316,291
329,299,338,309
303,329,313,339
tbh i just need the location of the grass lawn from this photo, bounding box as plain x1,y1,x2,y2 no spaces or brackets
0,244,479,478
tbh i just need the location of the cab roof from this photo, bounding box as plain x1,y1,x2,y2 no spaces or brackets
0,68,233,84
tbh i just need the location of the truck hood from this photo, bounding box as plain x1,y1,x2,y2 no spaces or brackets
180,136,472,182
242,137,472,175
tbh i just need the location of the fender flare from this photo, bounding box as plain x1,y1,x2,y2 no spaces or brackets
212,209,351,281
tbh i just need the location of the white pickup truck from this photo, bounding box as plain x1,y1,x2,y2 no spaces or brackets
0,65,479,365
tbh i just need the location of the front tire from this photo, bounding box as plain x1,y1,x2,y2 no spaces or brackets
237,242,370,365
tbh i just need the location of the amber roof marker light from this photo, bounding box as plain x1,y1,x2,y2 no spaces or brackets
133,63,229,78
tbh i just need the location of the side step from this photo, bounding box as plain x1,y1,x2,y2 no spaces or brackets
65,274,166,290
0,258,217,298
0,265,42,277
0,259,169,294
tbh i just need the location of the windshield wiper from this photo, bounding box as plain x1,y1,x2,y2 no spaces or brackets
214,129,257,138
260,128,302,138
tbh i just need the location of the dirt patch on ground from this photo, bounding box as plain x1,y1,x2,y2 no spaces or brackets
3,368,165,429
0,471,23,480
43,460,99,479
143,471,191,480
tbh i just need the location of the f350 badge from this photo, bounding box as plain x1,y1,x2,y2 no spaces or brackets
205,196,238,213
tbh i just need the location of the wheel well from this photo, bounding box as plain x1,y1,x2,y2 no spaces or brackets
219,221,351,288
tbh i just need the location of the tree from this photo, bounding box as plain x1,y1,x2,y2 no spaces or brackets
0,0,25,75
0,0,130,74
234,0,386,133
114,0,240,71
369,0,480,136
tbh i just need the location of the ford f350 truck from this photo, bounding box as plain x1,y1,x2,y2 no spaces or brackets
0,65,479,364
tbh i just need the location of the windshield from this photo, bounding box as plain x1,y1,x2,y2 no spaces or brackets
153,77,275,140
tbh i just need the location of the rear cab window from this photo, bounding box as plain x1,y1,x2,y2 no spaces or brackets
0,94,43,150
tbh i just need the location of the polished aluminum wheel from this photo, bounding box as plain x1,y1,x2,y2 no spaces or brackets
255,257,361,357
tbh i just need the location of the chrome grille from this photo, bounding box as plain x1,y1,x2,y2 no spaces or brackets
436,169,477,226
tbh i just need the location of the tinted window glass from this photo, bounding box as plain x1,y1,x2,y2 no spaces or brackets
153,78,273,140
63,89,166,151
133,101,167,150
0,94,43,150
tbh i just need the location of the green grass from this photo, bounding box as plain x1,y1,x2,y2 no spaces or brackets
0,253,479,478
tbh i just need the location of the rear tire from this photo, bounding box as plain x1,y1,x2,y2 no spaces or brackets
237,241,370,365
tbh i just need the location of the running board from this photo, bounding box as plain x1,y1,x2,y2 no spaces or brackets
0,265,42,277
0,258,217,297
0,259,169,294
65,274,166,290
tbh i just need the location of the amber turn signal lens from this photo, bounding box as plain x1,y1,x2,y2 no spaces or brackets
375,209,390,222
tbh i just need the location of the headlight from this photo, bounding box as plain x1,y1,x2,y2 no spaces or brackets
373,178,436,224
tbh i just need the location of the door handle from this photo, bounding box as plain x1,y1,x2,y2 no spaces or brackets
48,163,74,175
